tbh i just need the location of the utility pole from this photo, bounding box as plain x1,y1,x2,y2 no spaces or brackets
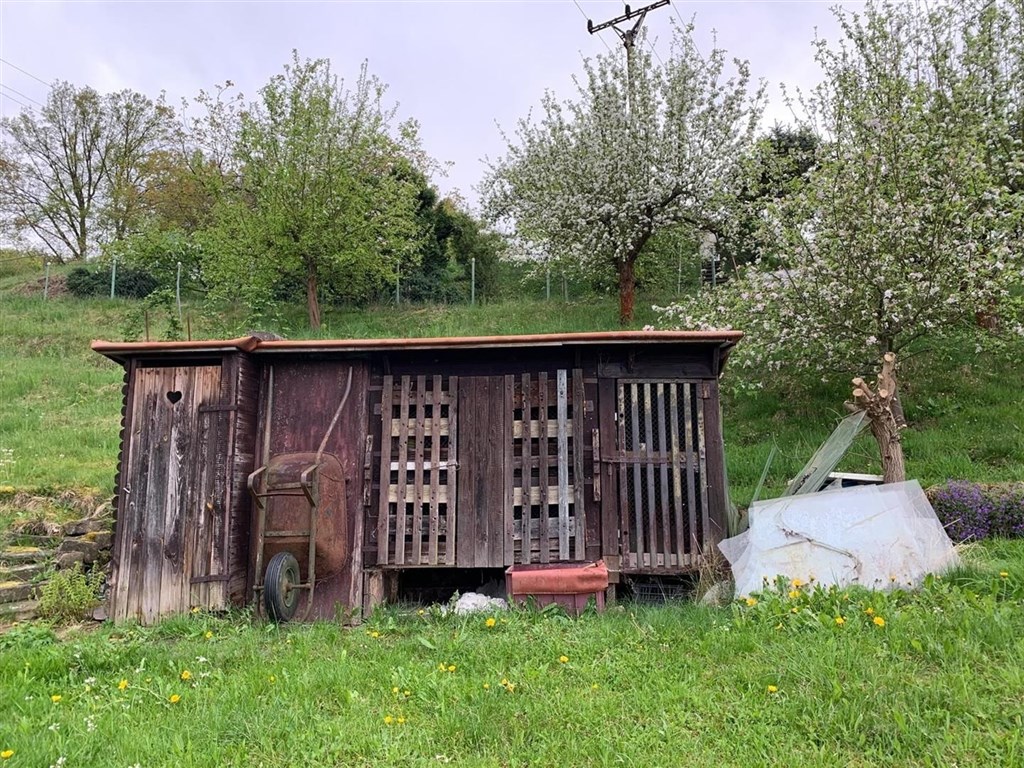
587,1,670,114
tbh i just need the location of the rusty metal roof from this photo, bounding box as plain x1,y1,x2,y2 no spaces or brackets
92,330,743,363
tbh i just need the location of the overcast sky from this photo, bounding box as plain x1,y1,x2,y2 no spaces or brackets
0,0,860,209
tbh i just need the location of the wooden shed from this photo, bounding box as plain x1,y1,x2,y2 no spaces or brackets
93,330,741,624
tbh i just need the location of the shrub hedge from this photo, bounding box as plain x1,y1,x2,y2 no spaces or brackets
929,481,1024,542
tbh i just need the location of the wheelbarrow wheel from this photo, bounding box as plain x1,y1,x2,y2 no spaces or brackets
264,551,301,622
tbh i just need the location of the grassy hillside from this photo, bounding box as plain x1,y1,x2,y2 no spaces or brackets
1,288,1022,504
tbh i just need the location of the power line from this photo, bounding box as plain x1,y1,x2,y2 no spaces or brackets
0,83,43,107
1,91,29,109
573,0,615,54
0,58,52,89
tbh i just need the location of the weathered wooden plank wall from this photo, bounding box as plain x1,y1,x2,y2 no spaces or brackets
254,360,368,617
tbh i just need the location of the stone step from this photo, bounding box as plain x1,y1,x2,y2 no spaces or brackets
0,547,54,565
0,562,47,582
0,599,40,622
0,580,37,604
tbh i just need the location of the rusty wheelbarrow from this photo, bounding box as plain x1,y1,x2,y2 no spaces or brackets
248,368,353,621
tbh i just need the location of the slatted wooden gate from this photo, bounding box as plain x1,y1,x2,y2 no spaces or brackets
509,370,586,563
377,375,459,566
375,370,587,568
615,380,709,570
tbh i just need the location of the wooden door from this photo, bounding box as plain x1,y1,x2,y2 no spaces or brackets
112,364,225,623
610,379,710,572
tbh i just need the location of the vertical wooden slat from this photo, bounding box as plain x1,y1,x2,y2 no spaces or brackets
617,382,630,569
571,370,586,561
394,377,411,565
376,375,394,565
503,375,516,566
119,366,154,621
537,372,550,563
141,368,174,624
642,382,657,565
683,382,698,555
446,376,459,566
412,375,427,564
556,369,570,561
696,382,711,554
485,377,506,566
598,378,620,571
520,373,533,564
629,382,644,568
656,383,671,566
668,383,686,566
702,379,728,543
428,375,442,564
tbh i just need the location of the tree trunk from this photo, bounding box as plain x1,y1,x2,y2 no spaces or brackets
618,256,636,325
306,263,321,331
849,352,907,483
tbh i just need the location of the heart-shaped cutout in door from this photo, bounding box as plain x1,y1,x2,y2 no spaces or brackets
166,390,183,404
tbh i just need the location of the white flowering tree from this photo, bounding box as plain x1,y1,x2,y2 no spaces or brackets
480,25,764,324
659,0,1024,379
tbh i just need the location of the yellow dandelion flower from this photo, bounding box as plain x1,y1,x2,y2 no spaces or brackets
1,750,13,760
744,597,757,607
791,578,804,588
392,686,399,694
50,695,62,703
483,683,490,690
788,589,800,599
383,715,394,725
500,678,509,686
204,631,214,639
403,690,410,697
834,616,846,626
505,682,516,692
999,571,1009,578
873,616,886,627
180,670,192,681
417,609,425,616
118,679,128,691
558,655,569,664
864,607,875,615
397,716,406,724
447,665,456,672
268,675,276,683
169,694,181,703
591,683,599,690
790,607,799,614
485,617,497,628
370,630,380,638
191,607,200,614
767,685,779,694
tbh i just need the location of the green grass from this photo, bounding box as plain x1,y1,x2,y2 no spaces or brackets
0,541,1022,767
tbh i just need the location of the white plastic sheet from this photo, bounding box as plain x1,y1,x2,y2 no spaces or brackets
719,480,959,598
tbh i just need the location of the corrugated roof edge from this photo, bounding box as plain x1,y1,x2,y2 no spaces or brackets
92,330,743,363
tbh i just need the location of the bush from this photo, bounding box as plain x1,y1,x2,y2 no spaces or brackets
37,563,103,623
66,265,159,299
929,481,1024,542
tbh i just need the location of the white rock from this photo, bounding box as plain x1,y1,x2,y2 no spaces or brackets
451,592,508,615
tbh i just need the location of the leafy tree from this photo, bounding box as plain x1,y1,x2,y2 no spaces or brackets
659,0,1024,380
481,24,764,324
0,83,171,261
209,53,425,329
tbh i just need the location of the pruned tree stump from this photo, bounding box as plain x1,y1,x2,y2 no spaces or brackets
847,352,907,484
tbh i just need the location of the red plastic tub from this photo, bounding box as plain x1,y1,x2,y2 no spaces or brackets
505,560,609,615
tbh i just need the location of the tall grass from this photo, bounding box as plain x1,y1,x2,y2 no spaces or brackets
0,541,1022,767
